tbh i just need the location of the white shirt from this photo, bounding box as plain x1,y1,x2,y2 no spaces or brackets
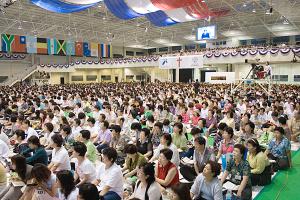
237,103,247,114
96,161,106,180
51,147,71,171
71,126,82,139
200,108,209,119
98,163,123,198
58,188,79,200
0,139,9,158
76,159,96,183
0,132,9,145
25,127,39,141
132,182,162,200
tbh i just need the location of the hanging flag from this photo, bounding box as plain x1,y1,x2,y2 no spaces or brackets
47,38,55,55
1,34,15,52
100,43,112,58
12,35,26,53
26,36,37,54
83,42,91,57
91,42,98,57
37,38,48,54
75,41,83,56
54,39,66,55
66,40,75,56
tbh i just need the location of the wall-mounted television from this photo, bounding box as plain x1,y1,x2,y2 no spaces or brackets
196,25,217,40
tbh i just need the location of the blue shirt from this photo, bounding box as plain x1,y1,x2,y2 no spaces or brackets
268,137,291,158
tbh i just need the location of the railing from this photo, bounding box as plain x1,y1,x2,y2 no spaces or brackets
0,65,37,86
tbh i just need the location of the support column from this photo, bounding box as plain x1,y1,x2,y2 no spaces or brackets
176,67,179,83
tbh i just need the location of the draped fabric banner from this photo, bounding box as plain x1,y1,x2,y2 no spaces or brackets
31,0,97,13
104,0,141,20
145,11,178,27
125,0,159,14
159,55,204,69
63,0,102,5
150,0,198,10
164,8,196,23
31,0,229,27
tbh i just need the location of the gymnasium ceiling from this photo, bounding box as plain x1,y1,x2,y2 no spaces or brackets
0,0,300,49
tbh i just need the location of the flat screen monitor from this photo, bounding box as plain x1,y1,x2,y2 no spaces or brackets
196,25,217,40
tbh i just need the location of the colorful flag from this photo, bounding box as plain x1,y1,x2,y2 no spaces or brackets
83,42,91,57
54,39,66,56
1,34,15,52
66,40,75,56
47,38,55,55
75,41,83,56
99,43,112,58
91,42,98,57
37,38,48,54
12,35,26,53
26,36,37,54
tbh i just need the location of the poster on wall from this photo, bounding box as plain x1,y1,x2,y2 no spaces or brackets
159,55,204,69
205,72,235,83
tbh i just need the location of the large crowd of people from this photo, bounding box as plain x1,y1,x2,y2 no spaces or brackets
0,81,299,200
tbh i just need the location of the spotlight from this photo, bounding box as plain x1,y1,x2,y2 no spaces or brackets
252,9,256,13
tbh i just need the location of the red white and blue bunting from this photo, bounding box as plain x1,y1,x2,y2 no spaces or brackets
0,53,27,60
38,56,159,68
204,47,299,58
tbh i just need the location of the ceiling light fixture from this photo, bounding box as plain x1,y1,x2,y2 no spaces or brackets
252,8,256,13
283,20,289,25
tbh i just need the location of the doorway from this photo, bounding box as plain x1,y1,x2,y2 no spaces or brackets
60,77,65,85
115,76,119,83
172,69,194,82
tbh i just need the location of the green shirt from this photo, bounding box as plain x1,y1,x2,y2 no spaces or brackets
172,133,188,151
85,140,97,163
125,153,147,172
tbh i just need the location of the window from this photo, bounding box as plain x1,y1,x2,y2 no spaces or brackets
101,75,111,81
113,54,123,58
136,75,145,81
148,48,157,54
71,76,83,81
199,43,206,49
86,75,97,81
136,52,144,56
250,38,267,45
171,46,182,51
296,35,300,42
185,44,196,50
294,75,300,82
126,75,134,81
272,36,289,44
240,40,247,46
126,51,134,56
272,75,288,82
159,47,168,52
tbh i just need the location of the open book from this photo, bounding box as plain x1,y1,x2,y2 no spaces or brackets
181,157,194,165
223,181,239,191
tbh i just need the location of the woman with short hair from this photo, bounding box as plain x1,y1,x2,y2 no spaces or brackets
247,138,271,186
155,148,179,189
190,161,222,200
